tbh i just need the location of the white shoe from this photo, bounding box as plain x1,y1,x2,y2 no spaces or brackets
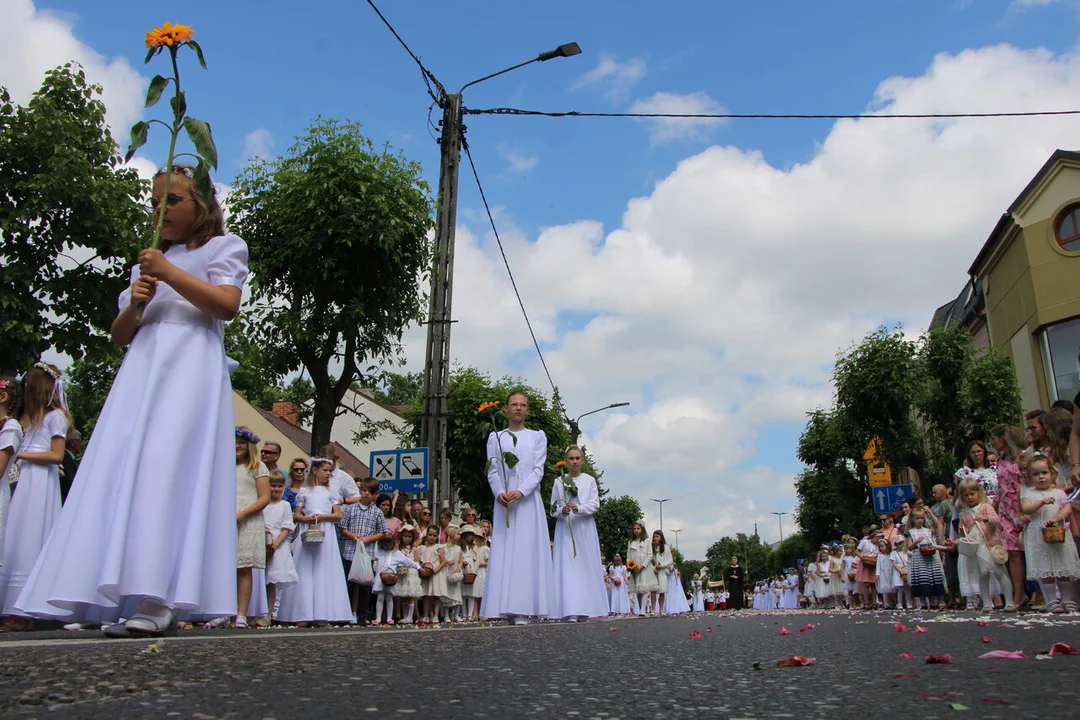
567,616,578,623
511,616,529,626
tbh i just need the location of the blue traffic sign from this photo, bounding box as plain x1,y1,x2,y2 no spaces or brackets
369,447,429,493
872,484,913,514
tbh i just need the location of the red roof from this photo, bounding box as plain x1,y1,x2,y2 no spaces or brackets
254,407,369,478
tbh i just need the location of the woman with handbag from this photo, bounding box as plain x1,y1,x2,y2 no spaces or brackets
1019,453,1080,613
276,458,352,626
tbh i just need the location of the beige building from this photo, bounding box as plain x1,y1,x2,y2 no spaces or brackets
932,150,1080,410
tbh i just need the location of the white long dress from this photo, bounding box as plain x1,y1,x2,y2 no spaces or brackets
480,428,555,619
16,235,247,623
664,571,691,614
550,473,608,619
608,565,631,614
626,539,656,595
691,579,704,612
0,417,24,568
276,486,352,623
0,410,67,614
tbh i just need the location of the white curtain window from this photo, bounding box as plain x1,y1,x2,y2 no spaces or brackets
1043,317,1080,402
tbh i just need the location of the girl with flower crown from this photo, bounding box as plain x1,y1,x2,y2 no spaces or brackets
0,364,70,632
16,166,249,637
550,445,608,621
0,377,21,575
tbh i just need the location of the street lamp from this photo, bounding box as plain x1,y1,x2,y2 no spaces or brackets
419,43,583,510
670,528,683,550
567,402,630,444
771,511,788,544
651,498,671,533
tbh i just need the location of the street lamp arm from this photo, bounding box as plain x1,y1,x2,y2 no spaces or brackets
459,42,582,94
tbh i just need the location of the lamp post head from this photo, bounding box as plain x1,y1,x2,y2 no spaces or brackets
537,42,582,62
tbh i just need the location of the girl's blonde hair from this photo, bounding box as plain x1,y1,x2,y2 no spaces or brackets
306,459,333,487
904,508,929,531
956,477,987,508
155,167,225,250
1020,452,1052,487
444,526,463,550
235,426,260,471
21,364,71,430
0,376,20,417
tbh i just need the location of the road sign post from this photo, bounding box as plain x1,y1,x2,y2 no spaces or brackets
369,448,430,494
872,484,913,514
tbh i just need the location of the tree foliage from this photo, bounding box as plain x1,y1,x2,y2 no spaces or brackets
395,367,571,521
0,63,148,373
594,494,644,562
794,324,1022,543
65,344,124,442
766,533,815,576
228,118,434,453
704,533,771,585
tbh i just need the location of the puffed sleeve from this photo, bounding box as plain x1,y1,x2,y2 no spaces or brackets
45,410,70,439
0,419,21,453
117,264,140,313
576,474,600,516
206,234,250,288
280,504,295,532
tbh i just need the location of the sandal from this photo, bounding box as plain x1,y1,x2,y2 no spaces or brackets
1042,599,1064,614
234,616,248,629
1065,601,1080,614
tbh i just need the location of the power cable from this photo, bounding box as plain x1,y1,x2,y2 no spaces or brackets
460,138,561,401
364,0,444,100
465,107,1080,120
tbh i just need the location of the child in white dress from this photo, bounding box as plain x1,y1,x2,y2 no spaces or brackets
372,535,421,625
627,522,653,614
1019,453,1080,613
955,478,1014,612
650,530,674,615
0,364,69,632
0,378,22,571
608,555,632,615
440,527,465,622
874,538,899,609
19,173,248,638
842,541,860,609
892,537,911,610
460,526,483,620
418,525,443,624
276,459,352,625
393,527,422,624
263,473,298,623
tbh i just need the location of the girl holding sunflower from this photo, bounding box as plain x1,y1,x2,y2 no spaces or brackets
550,446,608,621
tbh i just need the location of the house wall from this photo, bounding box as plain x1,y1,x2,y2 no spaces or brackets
322,387,411,469
231,391,307,463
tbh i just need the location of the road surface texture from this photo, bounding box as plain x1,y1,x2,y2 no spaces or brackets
0,610,1078,718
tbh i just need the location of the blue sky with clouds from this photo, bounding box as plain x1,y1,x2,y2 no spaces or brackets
4,0,1080,557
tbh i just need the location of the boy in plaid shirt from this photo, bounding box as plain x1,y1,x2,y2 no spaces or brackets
337,477,389,625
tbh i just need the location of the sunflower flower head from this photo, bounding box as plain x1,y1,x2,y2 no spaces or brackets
555,460,567,468
477,400,500,414
145,21,194,49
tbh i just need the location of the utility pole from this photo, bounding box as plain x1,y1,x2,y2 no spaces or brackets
420,93,462,511
416,44,581,511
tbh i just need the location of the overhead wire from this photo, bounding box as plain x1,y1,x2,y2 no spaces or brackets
460,138,562,403
364,0,444,100
464,107,1080,120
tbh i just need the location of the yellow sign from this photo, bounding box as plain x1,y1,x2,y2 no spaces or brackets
864,439,893,487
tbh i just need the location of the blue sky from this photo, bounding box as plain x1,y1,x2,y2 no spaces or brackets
5,0,1080,557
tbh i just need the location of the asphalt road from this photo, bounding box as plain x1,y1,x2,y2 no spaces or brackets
0,609,1078,718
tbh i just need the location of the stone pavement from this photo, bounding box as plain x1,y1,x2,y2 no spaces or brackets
0,609,1078,718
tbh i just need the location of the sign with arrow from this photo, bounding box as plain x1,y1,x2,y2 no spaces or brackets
369,448,429,493
872,484,913,514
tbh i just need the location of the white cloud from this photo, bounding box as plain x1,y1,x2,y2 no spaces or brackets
0,0,146,141
629,91,727,144
573,53,647,101
499,146,539,174
402,43,1080,559
242,128,274,162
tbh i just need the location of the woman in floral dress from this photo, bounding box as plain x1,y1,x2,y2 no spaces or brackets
991,425,1028,610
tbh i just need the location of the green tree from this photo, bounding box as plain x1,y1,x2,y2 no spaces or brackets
766,533,815,576
0,63,148,373
373,371,423,407
594,494,644,561
229,118,434,453
705,533,771,584
397,366,570,521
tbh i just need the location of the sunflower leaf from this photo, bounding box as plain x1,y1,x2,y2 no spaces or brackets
145,75,169,108
125,121,149,162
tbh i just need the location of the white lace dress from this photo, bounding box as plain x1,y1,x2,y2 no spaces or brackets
1020,486,1080,580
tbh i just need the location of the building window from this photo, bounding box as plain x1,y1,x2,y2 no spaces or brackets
1043,317,1080,402
1055,205,1080,252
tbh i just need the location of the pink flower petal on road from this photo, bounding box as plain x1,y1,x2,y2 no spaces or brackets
913,626,928,633
981,637,993,644
925,654,954,664
896,651,915,659
779,627,791,636
894,623,908,632
776,655,816,667
688,631,702,639
1050,643,1080,655
978,650,1027,659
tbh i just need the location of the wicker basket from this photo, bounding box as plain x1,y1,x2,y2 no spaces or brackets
1043,525,1067,544
301,528,325,545
418,563,434,579
379,571,399,586
462,572,477,585
956,539,979,558
919,545,937,556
